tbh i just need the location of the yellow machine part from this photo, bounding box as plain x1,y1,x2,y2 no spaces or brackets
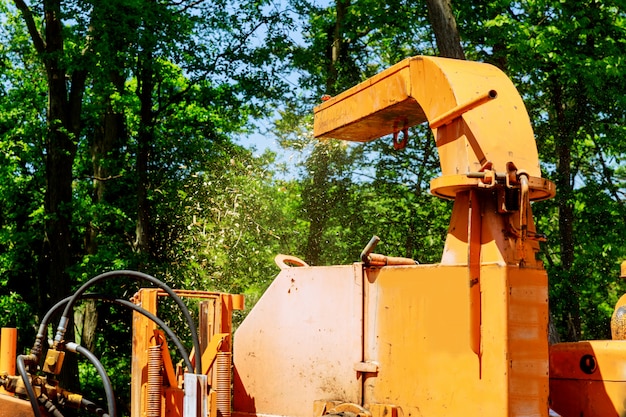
12,55,626,417
232,260,549,417
363,264,548,416
233,55,554,417
313,56,554,201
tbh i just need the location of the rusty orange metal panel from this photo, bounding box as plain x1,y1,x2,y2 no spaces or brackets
550,341,626,416
232,264,364,417
0,394,35,417
506,267,550,415
362,264,549,417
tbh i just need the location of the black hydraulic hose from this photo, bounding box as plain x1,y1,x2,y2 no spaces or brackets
52,270,201,374
38,394,65,417
26,270,202,417
81,397,109,417
66,342,116,417
26,287,196,417
99,296,194,372
17,354,43,417
38,294,193,372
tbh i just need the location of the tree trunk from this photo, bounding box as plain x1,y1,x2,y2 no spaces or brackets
551,77,581,341
82,73,126,352
87,68,126,245
425,0,466,60
303,145,333,266
74,301,99,352
326,0,350,94
135,50,155,256
14,0,87,393
303,0,351,265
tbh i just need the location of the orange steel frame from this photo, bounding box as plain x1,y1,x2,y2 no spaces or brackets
131,289,243,417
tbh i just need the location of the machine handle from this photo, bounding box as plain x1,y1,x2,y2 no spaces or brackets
361,236,418,266
274,254,309,269
360,236,381,263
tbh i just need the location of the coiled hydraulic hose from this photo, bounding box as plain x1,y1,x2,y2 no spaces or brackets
38,393,65,417
39,294,193,372
24,270,201,417
17,353,42,417
81,397,109,417
20,344,115,417
26,293,192,417
20,330,116,417
65,342,116,417
51,270,202,374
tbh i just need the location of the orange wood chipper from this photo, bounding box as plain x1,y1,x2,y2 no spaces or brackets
2,55,626,417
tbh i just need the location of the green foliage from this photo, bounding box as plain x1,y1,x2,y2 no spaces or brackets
152,146,301,294
1,0,298,411
0,290,36,346
0,3,47,349
291,0,433,97
275,0,448,271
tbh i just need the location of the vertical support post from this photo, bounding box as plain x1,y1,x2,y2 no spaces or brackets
199,298,217,385
0,328,17,396
468,190,482,360
131,289,159,417
184,373,207,417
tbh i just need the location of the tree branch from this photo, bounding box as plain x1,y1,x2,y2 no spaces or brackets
13,0,46,53
84,174,124,182
592,139,623,205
